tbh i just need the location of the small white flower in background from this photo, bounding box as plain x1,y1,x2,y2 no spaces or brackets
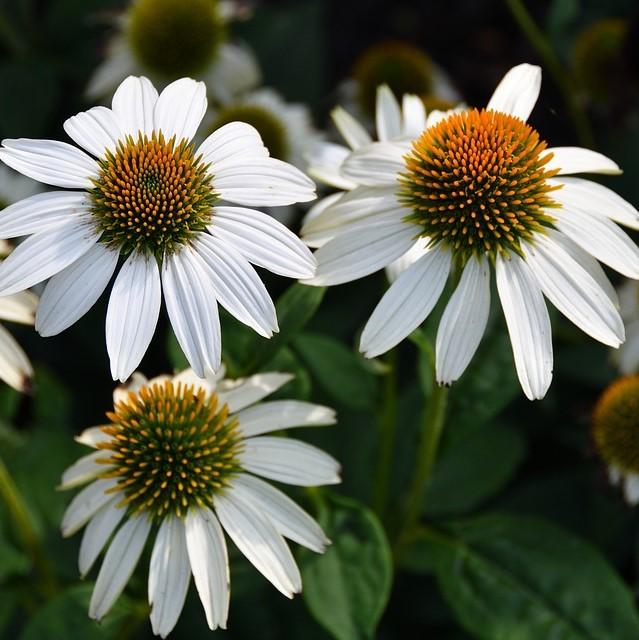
0,75,317,382
87,0,260,103
593,375,639,505
60,367,339,638
613,279,639,374
303,63,639,400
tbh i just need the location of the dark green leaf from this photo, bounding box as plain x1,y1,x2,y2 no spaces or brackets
0,533,29,582
301,493,392,640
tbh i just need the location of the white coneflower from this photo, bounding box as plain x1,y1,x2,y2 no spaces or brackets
87,0,260,103
60,368,339,637
304,63,639,400
593,375,639,504
0,75,317,382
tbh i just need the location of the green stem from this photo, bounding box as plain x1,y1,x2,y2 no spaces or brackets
0,455,57,597
372,349,397,517
504,0,594,148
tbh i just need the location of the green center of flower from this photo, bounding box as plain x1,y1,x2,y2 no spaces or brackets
593,376,639,474
98,380,242,520
399,108,561,261
211,104,289,161
89,133,217,257
353,41,434,116
127,0,226,77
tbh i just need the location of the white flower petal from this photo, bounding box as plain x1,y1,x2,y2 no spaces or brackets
330,106,372,150
214,491,301,597
217,373,293,412
236,400,336,437
197,122,267,167
376,85,402,141
162,247,221,378
214,157,316,206
86,37,138,100
385,238,431,282
360,247,451,358
0,220,101,296
307,221,417,286
486,63,541,121
0,191,90,239
106,252,161,382
436,256,491,385
0,291,37,324
193,233,276,338
0,325,32,392
184,507,230,631
204,42,261,103
402,94,427,138
239,436,340,486
149,516,191,639
154,78,207,143
78,499,126,577
230,474,328,552
624,473,639,505
522,232,624,347
0,139,98,188
496,253,553,400
112,76,158,138
61,478,118,537
59,450,106,490
75,426,110,449
341,142,406,186
305,142,356,191
301,193,345,247
64,106,122,158
36,243,119,337
546,147,621,175
89,515,152,620
210,205,316,278
616,323,639,374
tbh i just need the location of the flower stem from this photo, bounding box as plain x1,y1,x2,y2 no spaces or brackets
372,349,397,517
504,0,594,148
0,454,57,598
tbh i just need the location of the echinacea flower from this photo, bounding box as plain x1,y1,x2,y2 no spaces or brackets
593,374,639,503
87,0,260,103
304,63,639,400
60,368,339,637
0,76,317,381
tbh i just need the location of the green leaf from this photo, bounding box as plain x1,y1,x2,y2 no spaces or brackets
265,346,312,401
424,424,526,518
0,533,29,582
425,513,639,640
293,332,378,410
20,584,137,640
301,493,392,640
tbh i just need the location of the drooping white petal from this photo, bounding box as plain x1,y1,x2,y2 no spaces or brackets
213,157,316,206
204,41,261,104
402,94,427,138
341,142,406,186
184,507,230,631
360,246,452,358
624,473,639,505
385,238,431,282
217,373,293,412
86,37,138,100
0,139,98,188
307,221,417,286
239,436,341,486
197,122,267,167
617,322,639,374
162,246,221,378
486,63,541,121
78,499,126,577
0,291,37,324
210,206,316,278
0,325,32,392
214,491,301,598
89,515,152,620
112,76,158,138
551,207,639,278
230,474,328,552
61,478,118,537
330,106,372,150
545,147,621,175
154,78,207,143
106,251,161,382
549,177,639,230
522,232,624,347
305,142,356,191
63,107,122,158
0,220,101,296
193,233,277,338
376,85,402,141
236,400,336,437
149,516,191,639
301,193,345,247
59,450,107,490
436,256,491,385
36,243,119,337
496,253,553,400
0,191,91,239
74,426,110,449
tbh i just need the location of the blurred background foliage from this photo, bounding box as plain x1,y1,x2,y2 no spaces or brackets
1,0,639,638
